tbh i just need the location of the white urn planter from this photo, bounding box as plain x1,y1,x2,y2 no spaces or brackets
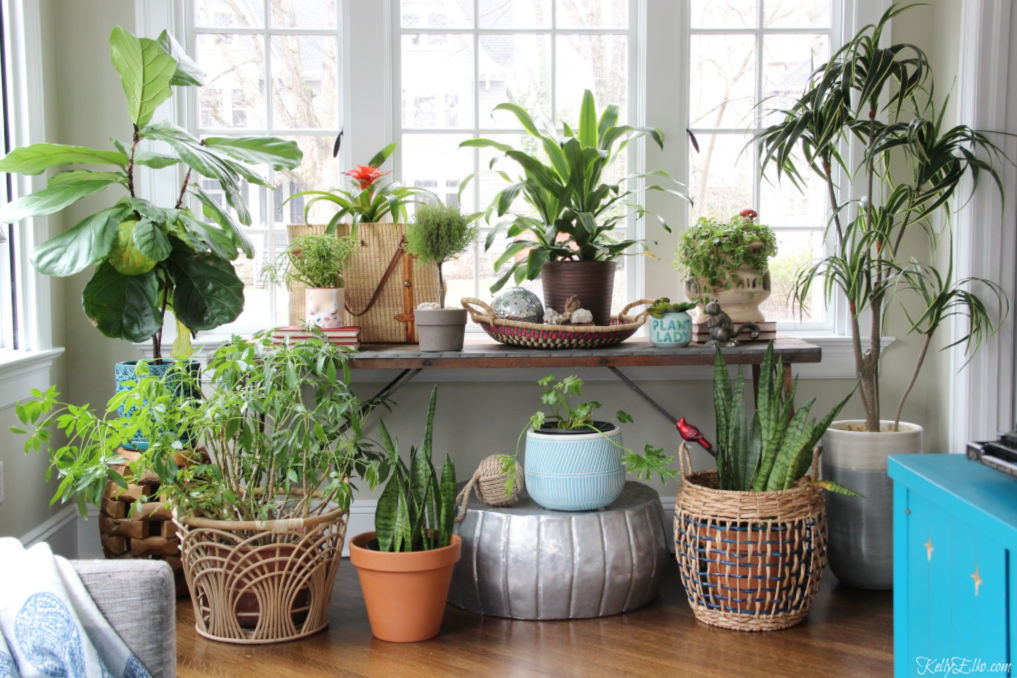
305,288,345,329
685,265,770,324
821,420,922,590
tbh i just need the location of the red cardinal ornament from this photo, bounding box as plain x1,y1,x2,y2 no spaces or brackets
676,417,711,451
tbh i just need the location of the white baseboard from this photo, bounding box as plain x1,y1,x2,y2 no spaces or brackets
19,505,79,558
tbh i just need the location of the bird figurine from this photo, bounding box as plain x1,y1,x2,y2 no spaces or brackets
676,416,712,452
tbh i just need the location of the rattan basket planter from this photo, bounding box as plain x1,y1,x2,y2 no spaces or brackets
174,506,348,644
673,445,827,631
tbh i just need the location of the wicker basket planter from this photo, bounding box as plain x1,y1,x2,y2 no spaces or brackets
174,506,348,644
673,444,827,631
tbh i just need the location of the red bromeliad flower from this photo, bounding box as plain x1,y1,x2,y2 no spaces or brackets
345,165,391,190
739,208,758,220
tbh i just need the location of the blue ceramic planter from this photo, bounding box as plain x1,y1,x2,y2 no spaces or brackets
115,359,199,450
649,312,692,348
524,424,625,511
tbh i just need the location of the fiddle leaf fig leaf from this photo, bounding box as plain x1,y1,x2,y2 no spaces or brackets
31,203,131,276
157,30,204,87
132,219,172,262
0,144,127,174
0,176,118,222
109,26,177,129
82,262,161,343
202,136,302,170
165,246,244,332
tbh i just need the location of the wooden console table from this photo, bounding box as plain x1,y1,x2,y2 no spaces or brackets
349,338,821,452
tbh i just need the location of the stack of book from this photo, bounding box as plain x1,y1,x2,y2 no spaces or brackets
692,320,776,344
270,325,360,349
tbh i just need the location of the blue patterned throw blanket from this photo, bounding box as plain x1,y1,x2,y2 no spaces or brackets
0,538,151,678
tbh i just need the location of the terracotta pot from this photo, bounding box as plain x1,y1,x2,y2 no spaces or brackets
305,287,345,329
685,265,770,324
415,307,467,352
541,261,616,326
349,531,462,643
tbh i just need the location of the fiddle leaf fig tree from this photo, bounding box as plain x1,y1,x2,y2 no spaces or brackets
0,26,302,359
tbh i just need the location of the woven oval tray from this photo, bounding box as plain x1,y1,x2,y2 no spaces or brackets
461,297,650,349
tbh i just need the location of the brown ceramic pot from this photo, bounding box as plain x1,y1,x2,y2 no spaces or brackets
349,531,462,642
541,260,616,326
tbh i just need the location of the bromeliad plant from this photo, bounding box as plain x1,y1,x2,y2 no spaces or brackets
712,344,855,494
0,26,301,359
463,90,687,292
288,143,431,235
404,202,479,308
755,3,1009,432
374,387,457,553
674,209,777,296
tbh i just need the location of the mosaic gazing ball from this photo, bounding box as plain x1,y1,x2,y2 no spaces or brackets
492,287,544,323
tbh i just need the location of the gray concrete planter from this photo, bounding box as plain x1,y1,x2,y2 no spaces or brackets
822,420,922,589
415,308,467,352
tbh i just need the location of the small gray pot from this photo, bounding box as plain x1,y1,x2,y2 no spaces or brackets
415,308,468,352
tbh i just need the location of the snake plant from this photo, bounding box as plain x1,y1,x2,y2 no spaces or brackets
375,386,457,552
713,344,856,494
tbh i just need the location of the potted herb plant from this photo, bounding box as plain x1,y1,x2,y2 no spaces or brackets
674,209,777,324
518,374,676,511
13,333,383,643
348,387,461,643
673,345,855,631
404,202,478,351
647,297,697,348
755,4,1009,588
463,90,687,325
269,233,357,329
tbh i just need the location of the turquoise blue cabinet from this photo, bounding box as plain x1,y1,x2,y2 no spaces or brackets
889,454,1017,678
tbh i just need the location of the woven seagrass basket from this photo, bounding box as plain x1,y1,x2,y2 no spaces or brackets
175,505,348,644
673,443,827,631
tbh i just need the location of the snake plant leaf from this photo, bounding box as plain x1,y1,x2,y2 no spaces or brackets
109,26,176,129
712,349,732,468
438,455,457,548
81,262,161,343
813,480,863,497
375,467,399,551
764,404,813,492
0,144,128,174
31,203,131,277
165,245,244,332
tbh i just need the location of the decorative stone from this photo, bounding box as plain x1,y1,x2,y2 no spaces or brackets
492,287,544,323
569,308,594,325
449,481,668,620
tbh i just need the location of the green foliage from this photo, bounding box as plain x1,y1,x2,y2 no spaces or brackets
374,387,458,553
268,233,357,289
462,89,688,292
11,333,383,521
287,143,432,234
404,202,478,307
754,3,1010,430
674,212,778,293
647,297,697,318
712,345,856,494
0,26,301,359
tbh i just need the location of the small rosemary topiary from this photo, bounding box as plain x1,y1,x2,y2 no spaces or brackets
674,209,777,290
274,233,357,289
405,203,478,308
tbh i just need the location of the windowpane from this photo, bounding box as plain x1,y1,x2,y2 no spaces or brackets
555,0,628,29
401,34,475,130
759,149,827,227
761,229,826,323
690,0,757,29
478,34,552,129
401,0,474,28
270,35,339,130
196,0,264,28
269,0,337,29
401,134,474,208
196,34,267,130
555,34,628,126
764,0,831,28
478,0,551,29
689,35,756,129
276,135,340,225
762,33,828,123
689,133,754,220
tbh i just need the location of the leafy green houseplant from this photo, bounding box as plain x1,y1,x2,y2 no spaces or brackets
268,232,357,329
348,386,462,643
0,26,301,359
463,89,686,325
514,374,675,511
674,209,777,322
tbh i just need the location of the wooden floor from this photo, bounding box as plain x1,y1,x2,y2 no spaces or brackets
174,561,893,678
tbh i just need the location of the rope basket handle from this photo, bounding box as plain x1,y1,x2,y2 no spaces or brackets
808,447,820,483
461,297,497,324
620,298,653,325
678,441,695,477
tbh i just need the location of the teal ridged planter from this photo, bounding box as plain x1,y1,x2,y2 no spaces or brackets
524,424,625,511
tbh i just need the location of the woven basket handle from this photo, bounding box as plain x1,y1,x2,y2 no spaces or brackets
620,298,653,324
461,297,497,324
678,441,695,477
808,447,820,482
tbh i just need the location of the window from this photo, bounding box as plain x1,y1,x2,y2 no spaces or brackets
397,0,636,314
185,0,343,331
688,0,833,329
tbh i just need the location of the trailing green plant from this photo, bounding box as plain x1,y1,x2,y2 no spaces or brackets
647,297,697,318
0,26,301,359
288,143,432,235
12,332,384,521
501,374,676,487
755,2,1010,432
673,209,777,295
462,89,688,292
712,344,856,494
267,233,357,289
374,386,457,553
404,202,479,308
